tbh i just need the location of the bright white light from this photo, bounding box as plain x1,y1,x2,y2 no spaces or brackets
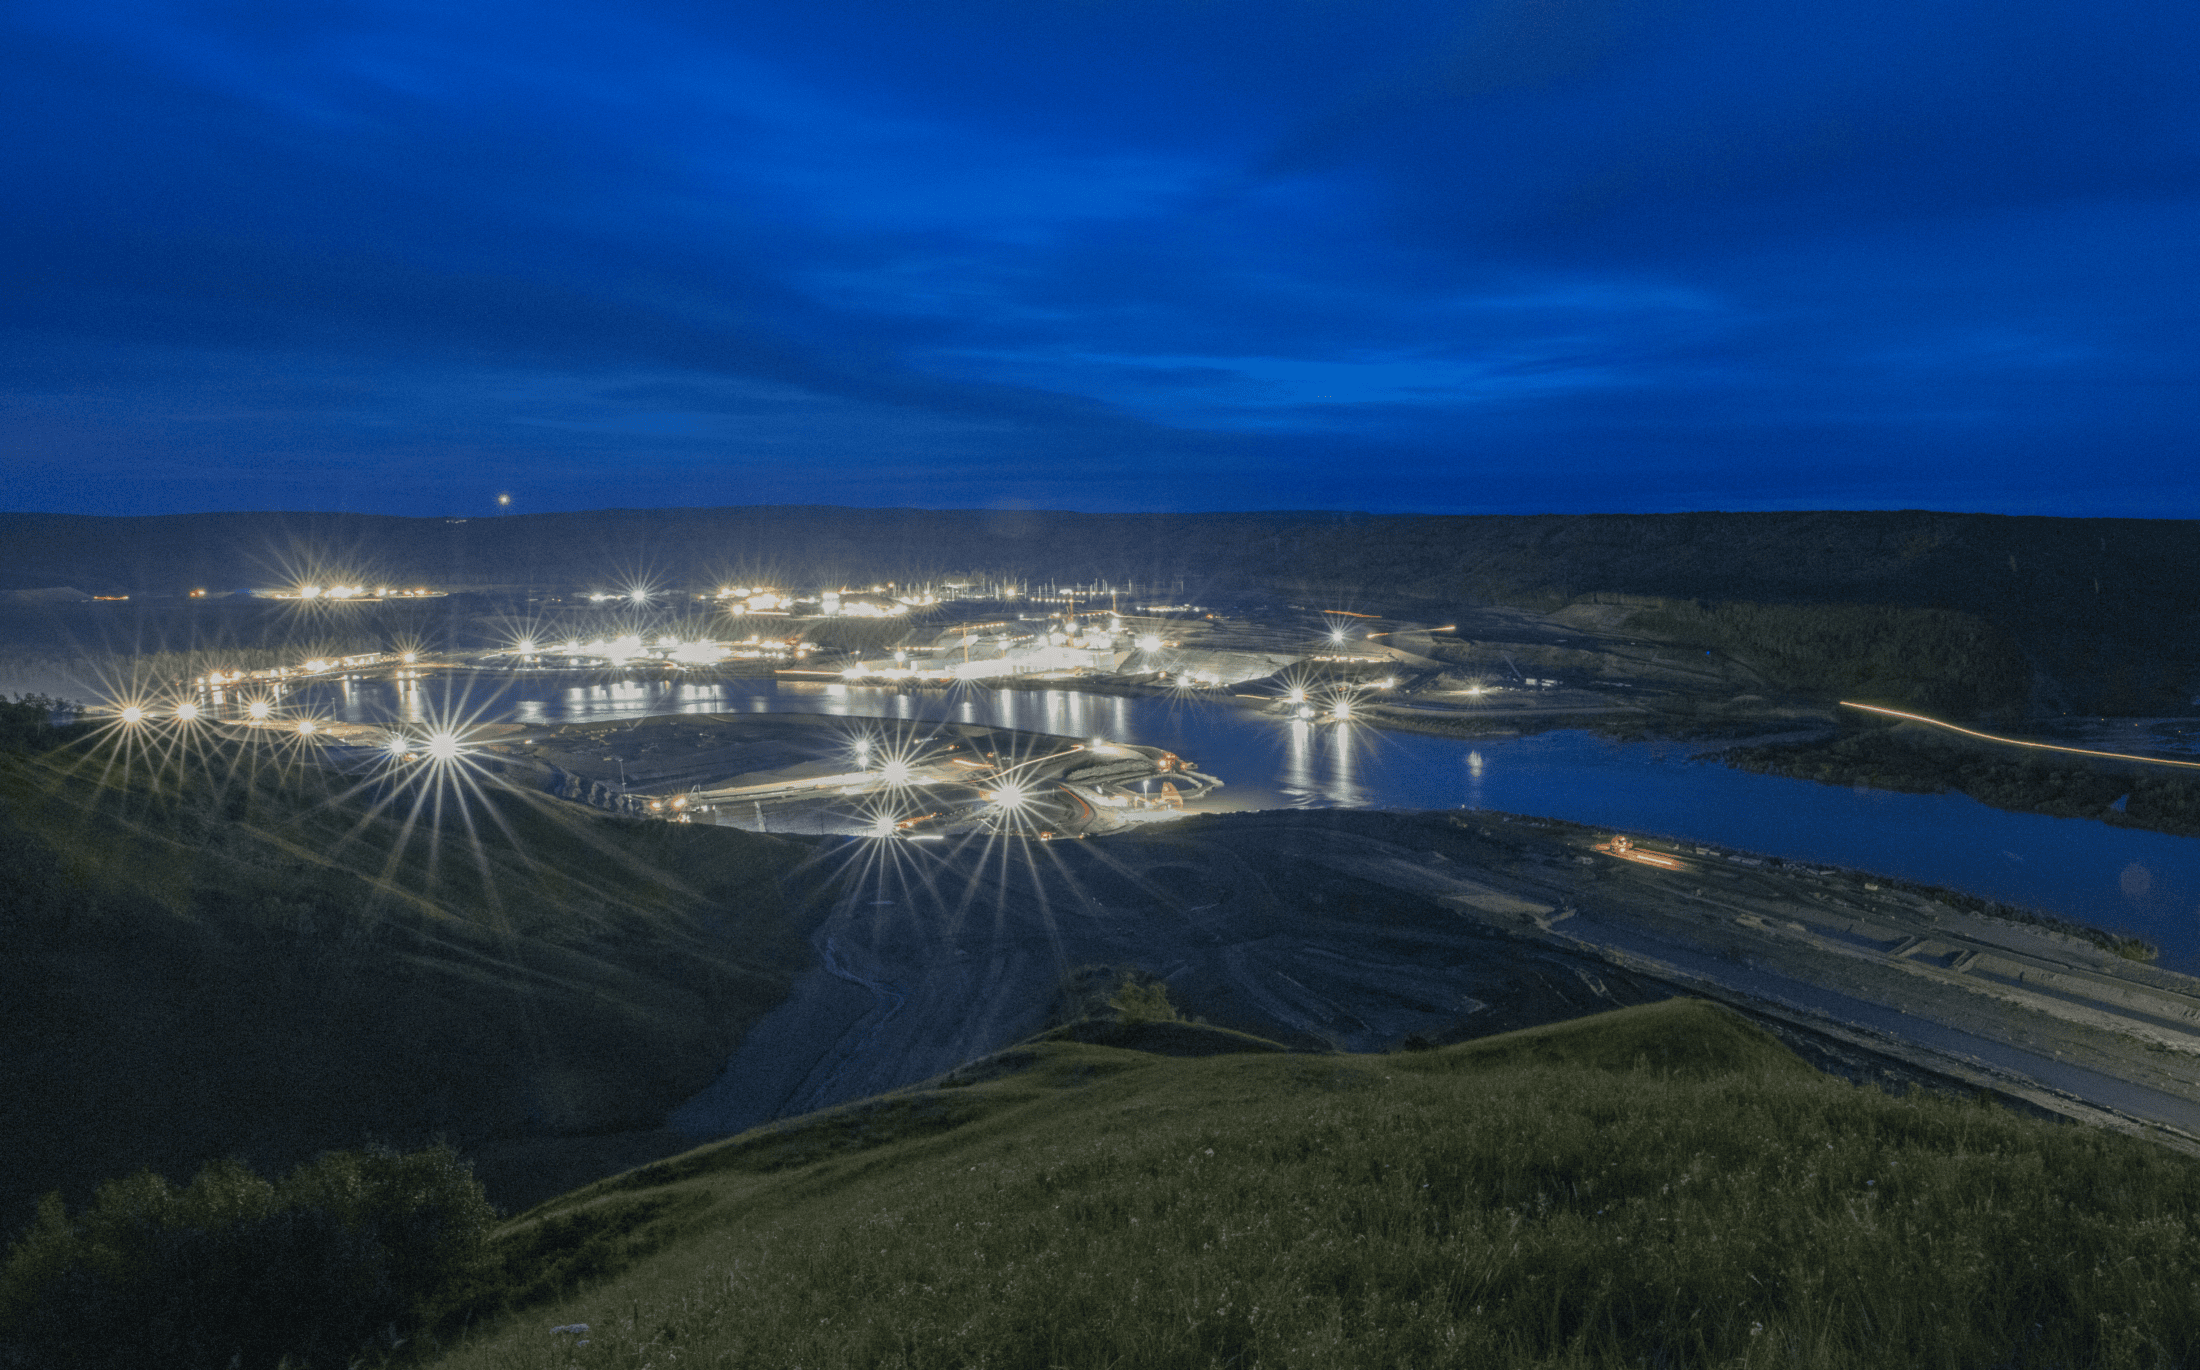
854,739,872,763
991,781,1029,810
607,634,643,663
119,705,145,724
248,701,272,721
174,702,199,722
1329,628,1348,645
296,719,317,735
515,638,538,655
400,652,418,664
1136,634,1162,652
880,759,912,786
300,585,322,600
1287,687,1306,704
1329,700,1353,721
868,814,899,839
842,664,867,681
425,729,463,762
385,733,410,758
628,588,649,605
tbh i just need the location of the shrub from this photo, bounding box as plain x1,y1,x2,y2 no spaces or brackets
0,695,89,753
1109,977,1183,1024
0,1145,495,1370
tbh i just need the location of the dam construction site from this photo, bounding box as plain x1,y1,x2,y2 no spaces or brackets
104,704,2200,1180
647,793,2200,1163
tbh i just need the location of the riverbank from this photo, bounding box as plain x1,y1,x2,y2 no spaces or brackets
1716,724,2200,842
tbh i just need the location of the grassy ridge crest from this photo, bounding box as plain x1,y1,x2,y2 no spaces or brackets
408,999,2200,1369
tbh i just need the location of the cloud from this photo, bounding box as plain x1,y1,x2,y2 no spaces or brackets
2,0,2197,516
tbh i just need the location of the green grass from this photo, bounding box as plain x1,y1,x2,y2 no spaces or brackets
401,999,2200,1369
0,725,830,1233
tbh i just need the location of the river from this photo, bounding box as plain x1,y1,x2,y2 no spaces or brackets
273,671,2200,972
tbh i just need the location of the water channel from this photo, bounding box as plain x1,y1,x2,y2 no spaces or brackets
276,672,2200,972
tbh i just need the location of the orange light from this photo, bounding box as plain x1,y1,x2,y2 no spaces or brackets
1593,838,1686,870
1839,702,2200,771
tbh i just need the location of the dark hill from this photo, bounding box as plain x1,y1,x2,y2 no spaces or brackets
0,712,832,1233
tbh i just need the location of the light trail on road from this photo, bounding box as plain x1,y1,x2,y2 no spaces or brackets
1839,701,2200,771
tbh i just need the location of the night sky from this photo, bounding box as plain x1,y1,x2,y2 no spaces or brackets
5,1,2197,518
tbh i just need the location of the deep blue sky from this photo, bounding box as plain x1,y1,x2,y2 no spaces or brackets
5,1,2197,518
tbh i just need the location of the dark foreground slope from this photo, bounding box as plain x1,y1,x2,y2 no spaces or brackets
0,722,830,1234
404,998,2200,1370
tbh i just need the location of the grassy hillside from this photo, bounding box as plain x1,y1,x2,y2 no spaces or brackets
401,999,2200,1370
0,715,831,1235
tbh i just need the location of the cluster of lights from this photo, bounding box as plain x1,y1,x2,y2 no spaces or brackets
112,701,208,725
288,585,436,600
382,728,467,763
110,693,352,736
1279,678,1371,723
568,633,647,662
548,634,733,666
715,587,792,613
822,590,911,618
197,648,417,689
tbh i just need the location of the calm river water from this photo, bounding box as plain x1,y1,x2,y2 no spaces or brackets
283,672,2200,972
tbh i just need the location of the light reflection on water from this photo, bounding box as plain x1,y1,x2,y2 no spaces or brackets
271,673,2200,970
